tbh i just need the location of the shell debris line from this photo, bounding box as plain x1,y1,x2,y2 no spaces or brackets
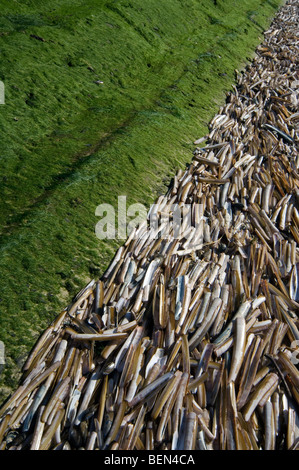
0,0,299,451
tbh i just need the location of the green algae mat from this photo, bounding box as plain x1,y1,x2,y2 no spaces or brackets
0,0,283,404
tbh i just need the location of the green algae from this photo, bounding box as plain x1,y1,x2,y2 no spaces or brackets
0,0,283,404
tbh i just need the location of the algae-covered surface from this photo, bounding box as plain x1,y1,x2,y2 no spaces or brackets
0,0,282,404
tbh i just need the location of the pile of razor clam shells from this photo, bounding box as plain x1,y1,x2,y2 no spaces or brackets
0,0,298,451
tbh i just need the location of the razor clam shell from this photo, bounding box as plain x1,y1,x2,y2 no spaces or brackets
1,0,299,450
